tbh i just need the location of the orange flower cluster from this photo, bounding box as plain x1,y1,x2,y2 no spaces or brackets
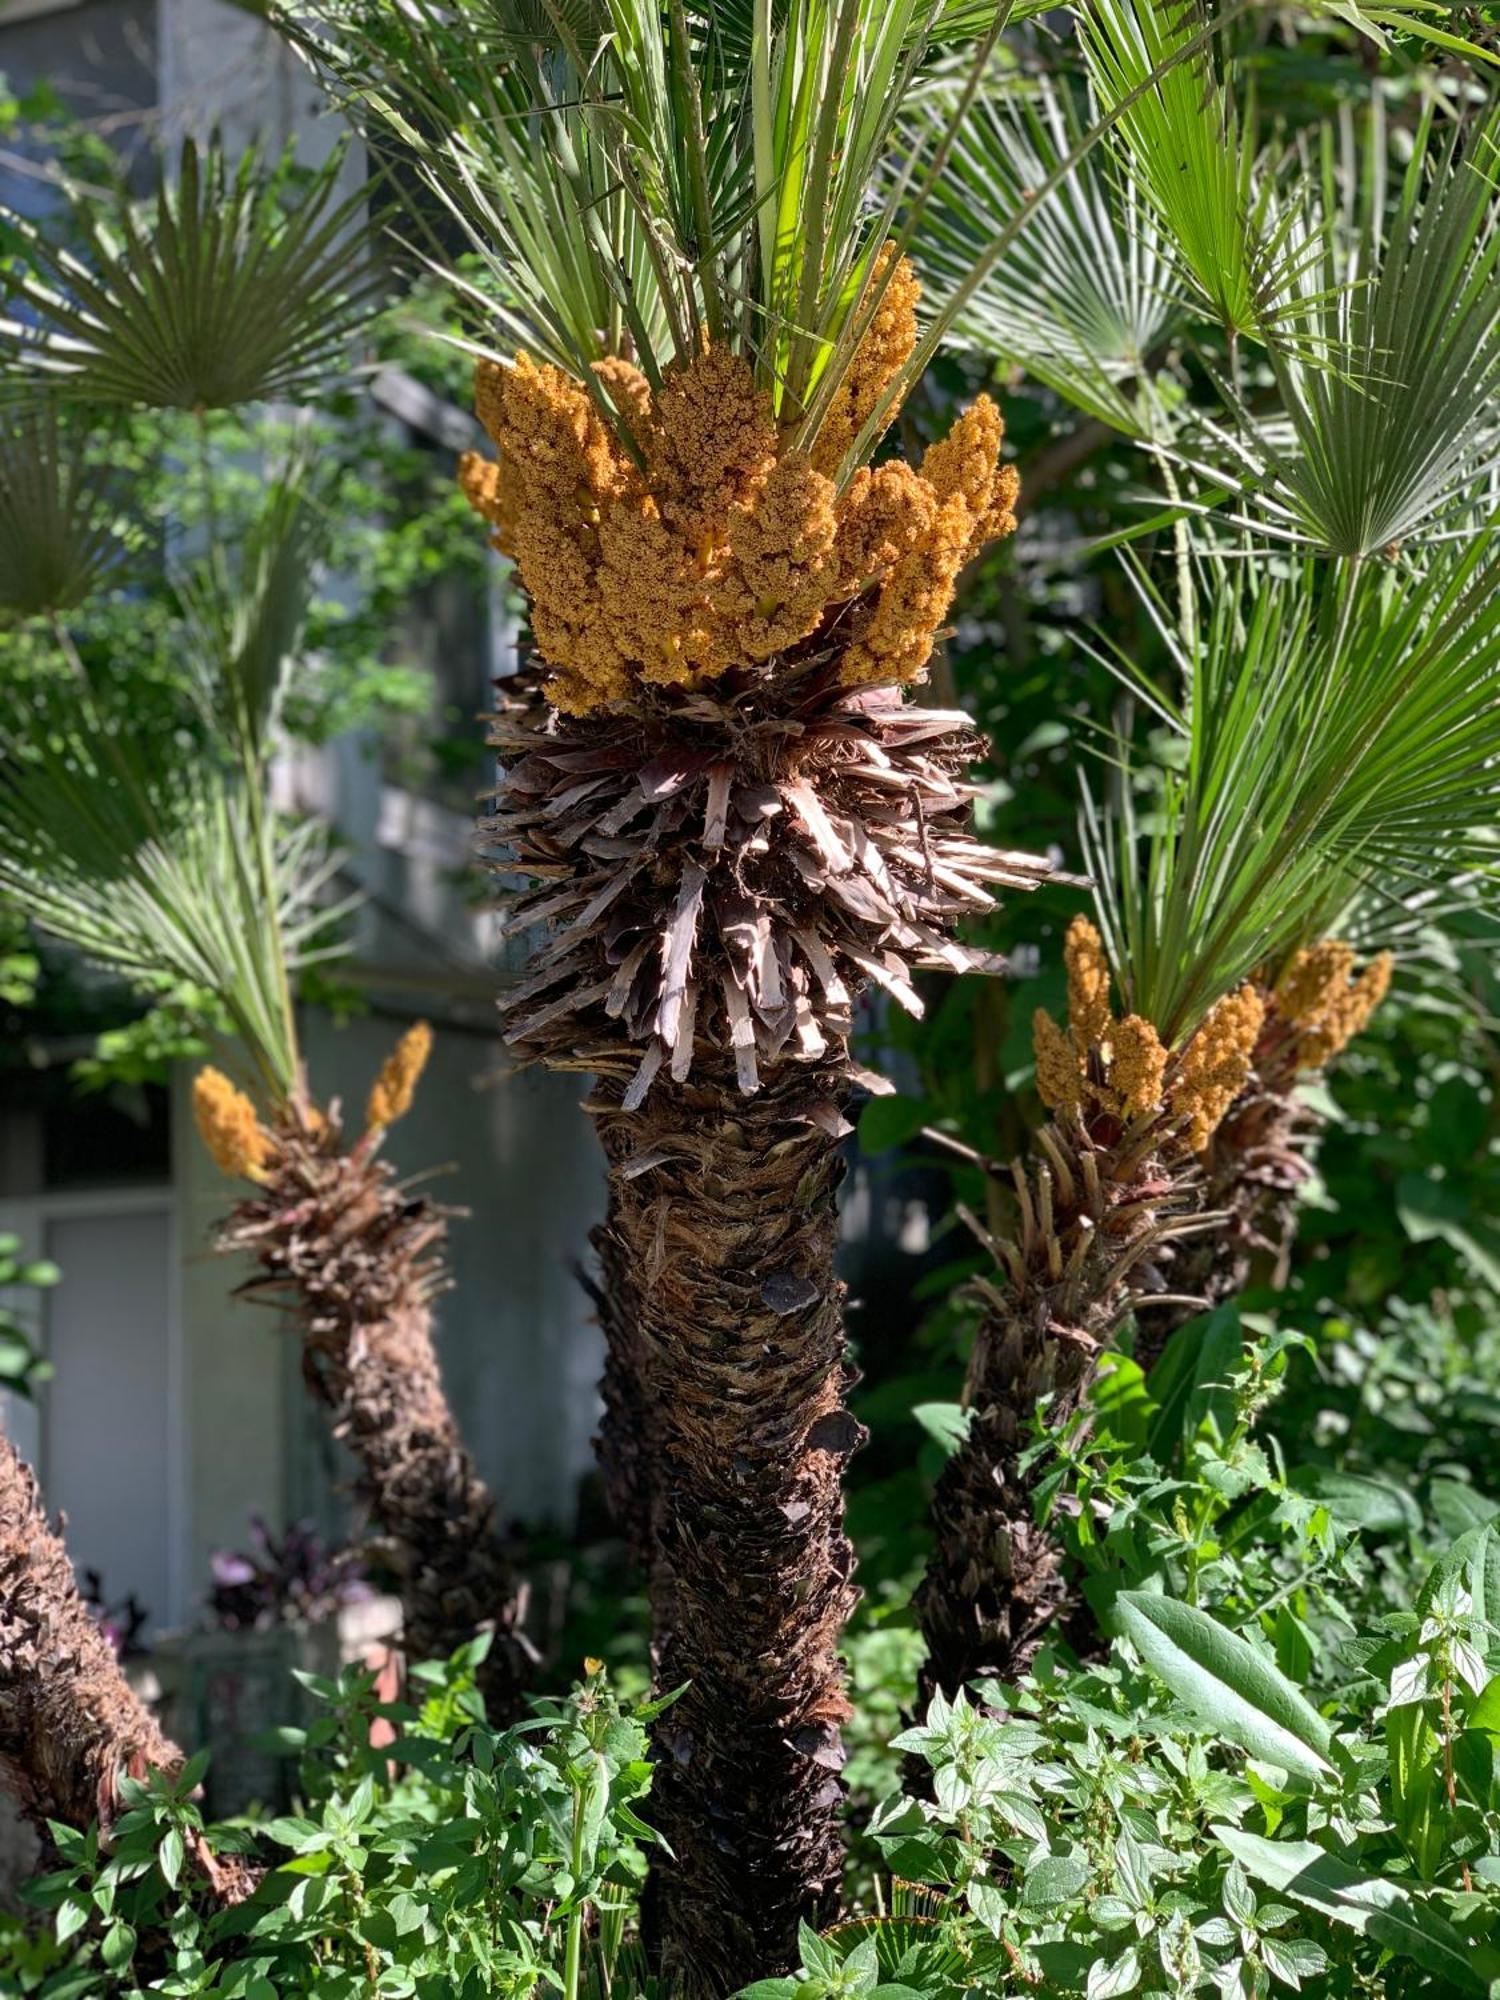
459,270,1018,715
367,1021,434,1131
1033,916,1264,1152
1170,985,1266,1153
810,243,921,477
1275,941,1393,1070
1034,917,1169,1125
193,1068,269,1182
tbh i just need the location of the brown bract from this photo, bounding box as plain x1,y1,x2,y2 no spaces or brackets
482,666,1062,1104
459,319,1016,717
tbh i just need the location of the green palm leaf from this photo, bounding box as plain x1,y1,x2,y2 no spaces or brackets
0,137,384,412
1191,103,1500,556
903,68,1188,434
1078,0,1302,346
0,475,346,1099
0,406,145,620
1085,541,1500,1041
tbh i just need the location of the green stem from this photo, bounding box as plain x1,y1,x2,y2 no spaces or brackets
563,1773,588,2000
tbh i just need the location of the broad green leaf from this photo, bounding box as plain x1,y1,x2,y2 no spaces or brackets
1215,1827,1500,1993
1116,1593,1334,1783
1429,1478,1500,1541
1146,1304,1243,1461
912,1403,973,1459
1290,1466,1421,1537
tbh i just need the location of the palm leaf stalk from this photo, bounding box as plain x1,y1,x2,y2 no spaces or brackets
0,1425,257,1902
916,543,1500,1702
0,490,536,1723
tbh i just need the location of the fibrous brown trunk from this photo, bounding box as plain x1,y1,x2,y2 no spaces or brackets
0,1430,256,1903
591,1060,861,1995
583,1200,655,1572
0,1428,181,1838
221,1105,536,1721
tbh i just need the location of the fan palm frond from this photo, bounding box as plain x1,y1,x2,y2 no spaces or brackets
0,711,342,1097
904,68,1187,434
275,0,1252,473
0,407,145,619
1085,539,1500,1042
0,475,343,1098
174,463,326,768
0,138,384,412
1078,0,1305,346
1210,102,1500,557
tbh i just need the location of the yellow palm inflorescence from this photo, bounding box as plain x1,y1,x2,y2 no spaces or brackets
193,1067,270,1182
459,259,1018,716
1275,941,1394,1070
366,1021,434,1132
1032,917,1264,1153
1169,984,1266,1152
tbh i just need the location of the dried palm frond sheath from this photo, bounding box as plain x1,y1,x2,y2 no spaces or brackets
215,1098,536,1721
465,315,1060,1986
915,924,1264,1702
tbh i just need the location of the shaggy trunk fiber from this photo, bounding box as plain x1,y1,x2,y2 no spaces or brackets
0,1430,256,1902
591,1061,859,1993
0,1428,180,1836
914,1115,1202,1705
582,1200,655,1571
220,1103,535,1720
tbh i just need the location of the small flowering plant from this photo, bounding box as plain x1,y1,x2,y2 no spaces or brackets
207,1512,370,1634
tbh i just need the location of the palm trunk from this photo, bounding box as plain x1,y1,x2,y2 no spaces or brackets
468,334,1054,1987
915,1112,1203,1704
0,1429,255,1903
591,1061,860,1992
915,941,1266,1704
0,1427,181,1837
583,1198,655,1572
219,1102,536,1721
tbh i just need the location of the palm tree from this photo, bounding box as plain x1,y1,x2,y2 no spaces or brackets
0,140,535,1718
916,529,1500,1701
904,31,1500,1384
266,0,1152,1977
